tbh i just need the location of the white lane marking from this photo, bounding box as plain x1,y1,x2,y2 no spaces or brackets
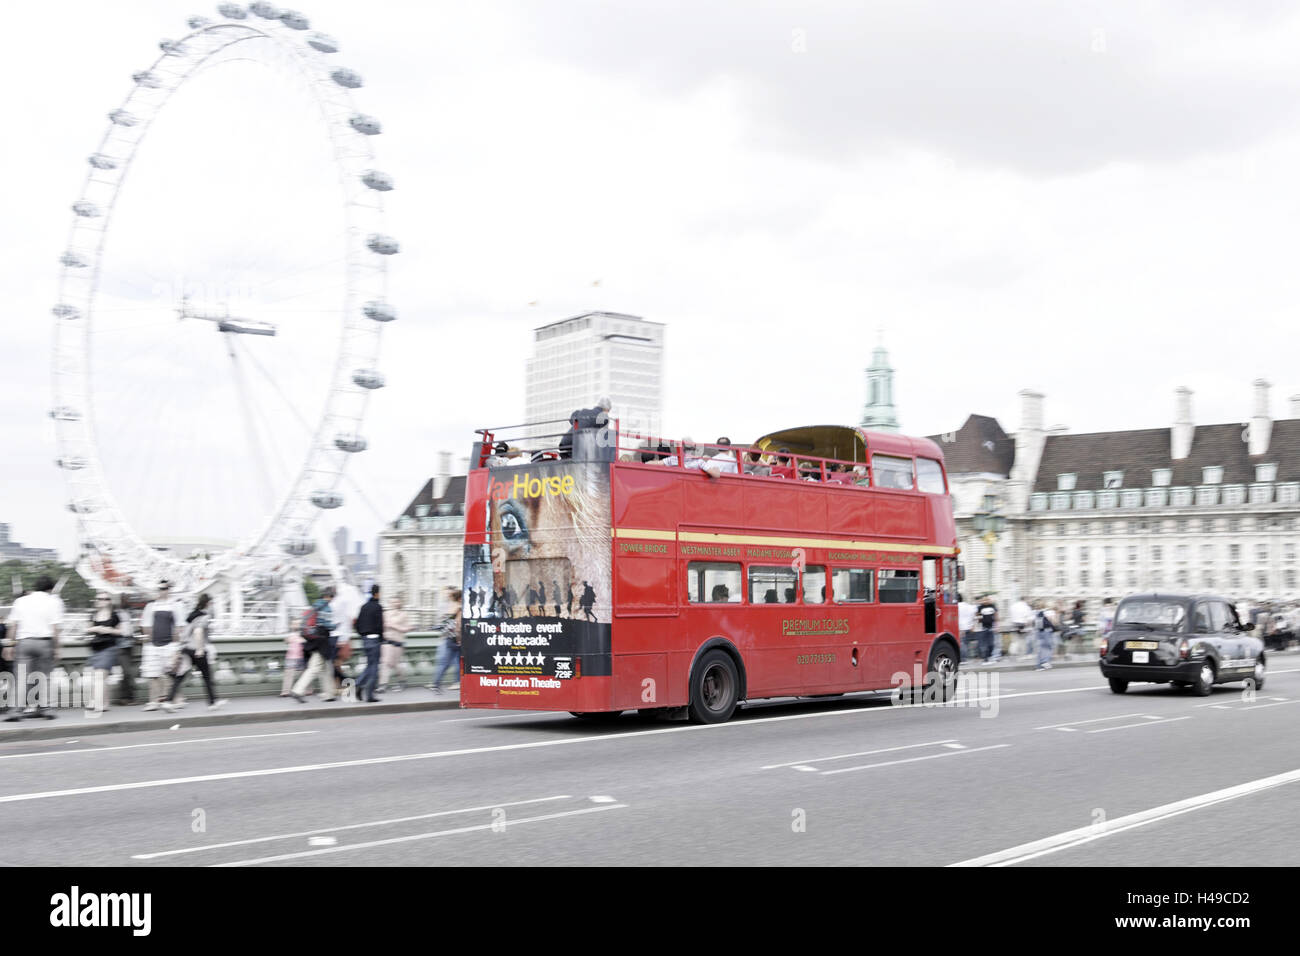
131,795,573,860
949,767,1300,867
307,837,336,847
1035,713,1146,731
0,684,1106,805
1232,699,1298,712
589,795,616,803
213,803,628,867
440,712,557,723
942,743,967,750
821,744,1009,775
793,765,818,772
1085,716,1192,734
761,739,958,770
0,731,318,761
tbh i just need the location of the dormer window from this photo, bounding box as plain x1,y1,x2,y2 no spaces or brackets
1152,468,1171,487
1057,473,1076,491
415,504,430,518
1203,466,1224,485
1256,463,1278,483
1102,471,1123,489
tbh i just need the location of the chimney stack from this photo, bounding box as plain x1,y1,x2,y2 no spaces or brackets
434,449,453,498
1172,387,1194,460
1249,379,1272,456
1019,389,1044,432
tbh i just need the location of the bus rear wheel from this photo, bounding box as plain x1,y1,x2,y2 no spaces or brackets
689,650,739,724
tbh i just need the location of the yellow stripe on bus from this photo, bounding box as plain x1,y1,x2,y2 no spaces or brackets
613,527,957,556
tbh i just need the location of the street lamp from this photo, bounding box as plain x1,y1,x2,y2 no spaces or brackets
971,493,1007,597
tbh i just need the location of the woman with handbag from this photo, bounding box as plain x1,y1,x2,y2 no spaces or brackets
379,594,411,692
428,589,463,694
161,594,227,712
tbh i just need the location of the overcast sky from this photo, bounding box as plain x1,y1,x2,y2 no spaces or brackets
5,0,1300,560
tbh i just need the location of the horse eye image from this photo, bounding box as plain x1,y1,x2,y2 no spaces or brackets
497,499,531,554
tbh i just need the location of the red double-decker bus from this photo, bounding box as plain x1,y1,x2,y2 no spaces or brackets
459,423,961,723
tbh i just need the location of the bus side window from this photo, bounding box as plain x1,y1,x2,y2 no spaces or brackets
831,567,873,603
803,566,827,604
942,558,958,603
879,569,920,603
688,561,743,603
749,566,797,603
871,454,915,490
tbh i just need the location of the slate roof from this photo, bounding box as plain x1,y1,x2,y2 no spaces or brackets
397,475,467,520
927,414,1016,477
1032,419,1300,493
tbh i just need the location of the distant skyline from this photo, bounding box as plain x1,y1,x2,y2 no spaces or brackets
6,1,1300,561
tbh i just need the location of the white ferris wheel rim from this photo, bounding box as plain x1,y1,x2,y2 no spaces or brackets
51,4,397,594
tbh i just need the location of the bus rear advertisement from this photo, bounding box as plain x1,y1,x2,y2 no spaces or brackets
460,423,962,723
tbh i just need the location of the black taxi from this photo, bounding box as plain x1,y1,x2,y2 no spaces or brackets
1099,593,1266,696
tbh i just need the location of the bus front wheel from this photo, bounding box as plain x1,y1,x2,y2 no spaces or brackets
689,650,739,724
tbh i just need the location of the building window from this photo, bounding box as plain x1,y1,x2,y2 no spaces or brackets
1074,492,1094,509
1122,490,1143,508
1229,544,1241,562
1103,571,1114,588
1145,488,1168,508
1127,520,1139,535
1203,466,1224,485
1057,523,1067,536
1152,468,1172,487
1030,494,1048,511
1101,522,1113,536
1249,484,1272,505
1196,487,1219,506
1176,570,1188,588
1230,570,1241,589
1201,544,1213,562
1103,471,1124,489
1057,473,1077,491
1128,546,1138,564
1080,570,1089,588
1127,572,1138,589
1151,571,1163,588
1202,571,1214,589
1279,484,1300,504
1176,518,1188,534
1055,547,1066,563
1079,546,1089,563
1055,570,1065,588
1051,493,1070,510
1151,546,1162,562
1104,546,1114,564
1256,544,1269,563
1256,571,1268,591
1286,570,1297,590
1227,517,1240,533
1286,543,1295,563
1256,463,1278,483
1176,545,1188,562
1170,488,1192,507
1223,485,1245,505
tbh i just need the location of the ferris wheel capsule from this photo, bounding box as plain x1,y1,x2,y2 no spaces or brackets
187,16,212,29
88,154,118,170
53,304,81,320
57,456,89,470
282,538,314,556
61,251,90,268
280,10,309,30
311,491,344,509
333,434,368,453
366,233,399,255
349,114,381,135
67,500,100,514
159,39,188,56
249,2,281,19
109,109,138,127
362,300,396,322
361,169,393,191
73,201,102,218
50,406,82,421
351,369,385,389
133,71,163,88
217,3,248,19
331,68,362,89
307,32,338,53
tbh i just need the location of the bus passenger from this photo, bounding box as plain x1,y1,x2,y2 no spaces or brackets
710,584,730,602
770,450,796,480
744,451,771,476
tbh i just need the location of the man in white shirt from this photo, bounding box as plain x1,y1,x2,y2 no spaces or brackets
139,581,182,710
957,594,977,663
3,575,64,720
1010,595,1034,658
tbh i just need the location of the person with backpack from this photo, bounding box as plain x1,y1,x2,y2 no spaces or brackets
139,581,181,711
976,595,999,663
1035,601,1059,671
428,588,463,694
291,587,338,703
84,592,123,715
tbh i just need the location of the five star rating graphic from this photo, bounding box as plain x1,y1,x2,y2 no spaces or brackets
493,651,546,667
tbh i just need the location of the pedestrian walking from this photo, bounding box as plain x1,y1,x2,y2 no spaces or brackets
354,584,384,703
957,594,977,662
114,605,139,705
161,594,226,712
3,575,64,721
84,592,122,715
429,589,463,694
551,579,562,618
280,630,305,696
0,618,10,715
291,586,338,702
976,594,998,663
1099,597,1116,636
139,581,182,711
1035,602,1059,670
1010,595,1034,658
379,593,411,691
580,581,597,622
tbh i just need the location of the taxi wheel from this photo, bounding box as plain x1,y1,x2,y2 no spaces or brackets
688,650,739,724
1108,677,1128,695
1249,658,1266,692
1192,662,1215,697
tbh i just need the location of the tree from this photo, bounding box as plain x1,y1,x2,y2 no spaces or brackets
303,577,322,604
1,560,94,609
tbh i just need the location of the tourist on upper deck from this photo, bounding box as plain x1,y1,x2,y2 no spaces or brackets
770,450,796,479
559,397,611,459
690,437,739,478
744,451,771,476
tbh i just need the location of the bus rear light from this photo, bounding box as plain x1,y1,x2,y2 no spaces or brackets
574,657,581,678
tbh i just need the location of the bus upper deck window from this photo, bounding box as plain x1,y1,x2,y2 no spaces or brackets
917,458,946,494
872,454,914,490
